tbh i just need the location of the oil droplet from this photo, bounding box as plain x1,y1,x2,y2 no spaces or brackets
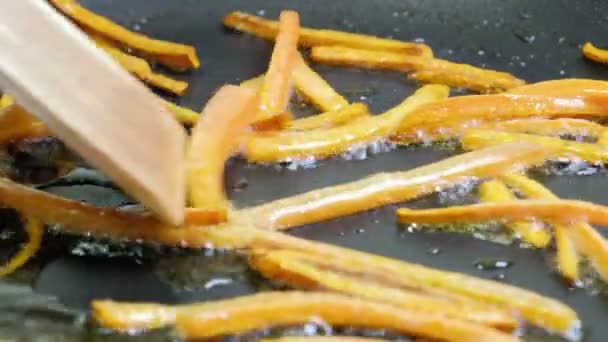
354,228,366,234
338,231,346,236
232,177,249,192
257,9,266,16
477,50,485,56
474,258,513,270
132,24,141,32
519,11,532,20
427,247,441,255
493,273,506,281
558,37,566,44
559,70,566,75
414,37,425,43
520,61,527,67
204,277,233,290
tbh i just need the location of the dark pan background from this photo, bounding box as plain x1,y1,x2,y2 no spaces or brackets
2,0,608,341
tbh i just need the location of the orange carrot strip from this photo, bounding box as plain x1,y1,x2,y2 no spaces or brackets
582,42,608,64
93,292,518,342
478,180,551,248
246,84,448,162
49,0,199,70
480,118,607,138
286,103,369,131
293,53,349,112
0,104,49,143
570,222,608,282
91,35,188,95
202,226,578,334
396,200,608,226
462,129,608,163
310,46,525,93
260,337,389,342
238,142,546,230
223,11,433,57
240,74,265,93
0,216,43,277
507,78,608,97
186,85,258,216
502,174,588,283
255,11,300,127
250,250,519,329
163,101,199,126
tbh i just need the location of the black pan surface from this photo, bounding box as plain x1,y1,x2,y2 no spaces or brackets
1,0,608,341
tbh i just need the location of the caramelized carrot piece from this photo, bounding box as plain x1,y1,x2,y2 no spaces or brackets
186,86,258,216
93,292,518,342
582,42,608,64
286,103,370,130
91,35,188,95
462,129,608,163
223,11,433,57
502,174,586,283
310,46,525,93
480,118,607,139
396,200,608,226
0,216,43,277
238,142,546,229
250,250,519,329
255,11,300,127
49,0,199,70
478,180,551,248
246,84,449,162
293,53,349,112
202,226,579,334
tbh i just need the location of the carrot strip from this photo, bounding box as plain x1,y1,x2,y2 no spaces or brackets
0,94,15,109
91,35,188,95
478,180,551,248
310,46,525,93
223,11,433,57
397,200,608,226
255,11,300,127
293,53,349,112
93,292,518,342
238,142,546,229
240,74,265,93
250,250,518,329
286,103,369,131
0,216,43,277
260,337,389,342
246,84,449,162
480,118,607,139
163,101,199,126
200,226,579,334
49,0,199,70
462,129,608,163
501,174,603,283
0,104,50,143
507,78,608,97
186,86,258,216
582,42,608,64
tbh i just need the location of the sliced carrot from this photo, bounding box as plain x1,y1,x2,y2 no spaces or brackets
0,216,43,277
480,118,607,139
507,78,608,97
250,250,518,329
478,180,551,248
462,129,608,163
246,84,449,162
570,222,608,282
293,53,349,112
93,292,518,342
238,142,547,230
286,103,369,131
49,0,199,70
0,94,15,109
240,74,265,93
163,101,199,126
0,104,50,143
255,11,300,127
186,85,258,216
223,11,433,57
582,42,608,64
310,46,525,93
396,200,608,226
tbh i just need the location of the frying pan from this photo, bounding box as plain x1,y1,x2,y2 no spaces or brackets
1,0,608,340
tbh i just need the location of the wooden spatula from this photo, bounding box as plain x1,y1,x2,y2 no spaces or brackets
0,0,186,225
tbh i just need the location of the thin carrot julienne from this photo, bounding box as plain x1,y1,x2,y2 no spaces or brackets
479,118,607,139
582,42,608,64
0,216,43,277
223,11,433,57
286,103,370,130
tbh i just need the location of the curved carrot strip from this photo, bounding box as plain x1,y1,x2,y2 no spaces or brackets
246,84,449,162
223,11,433,57
582,42,608,64
293,53,349,112
187,85,258,216
93,292,518,342
250,250,518,329
462,129,608,163
91,35,188,95
202,226,578,335
310,46,525,93
255,11,299,127
238,142,546,230
480,118,607,139
478,180,551,248
286,103,369,131
49,0,199,70
0,216,43,277
397,200,608,226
